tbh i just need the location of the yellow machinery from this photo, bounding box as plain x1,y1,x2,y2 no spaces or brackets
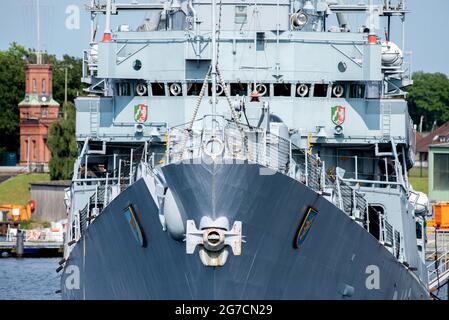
428,202,449,229
0,200,34,222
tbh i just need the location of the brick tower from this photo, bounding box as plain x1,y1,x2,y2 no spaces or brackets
18,64,60,170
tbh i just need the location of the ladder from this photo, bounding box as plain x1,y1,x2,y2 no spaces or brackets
382,103,392,139
89,101,99,136
428,249,449,291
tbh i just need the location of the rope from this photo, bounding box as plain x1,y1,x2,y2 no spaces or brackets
180,66,212,151
216,0,223,62
215,0,252,159
216,66,242,130
179,0,251,161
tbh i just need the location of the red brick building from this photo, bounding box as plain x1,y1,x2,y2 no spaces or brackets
18,64,60,170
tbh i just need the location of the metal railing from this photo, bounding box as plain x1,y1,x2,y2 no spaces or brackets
426,230,449,260
166,117,407,261
5,228,63,243
68,144,146,243
67,117,404,263
428,250,449,290
394,230,401,259
167,117,292,175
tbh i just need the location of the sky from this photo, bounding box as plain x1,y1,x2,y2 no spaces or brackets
0,0,448,76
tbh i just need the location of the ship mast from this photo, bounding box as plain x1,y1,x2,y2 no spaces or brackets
211,0,218,132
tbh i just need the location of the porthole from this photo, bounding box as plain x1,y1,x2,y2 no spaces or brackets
338,61,347,73
133,59,142,71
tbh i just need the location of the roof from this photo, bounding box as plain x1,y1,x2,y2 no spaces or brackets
18,95,60,107
429,143,449,149
29,180,71,187
416,121,449,153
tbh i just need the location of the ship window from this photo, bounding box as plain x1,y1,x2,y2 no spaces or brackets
256,32,265,51
296,84,310,97
368,205,384,241
187,83,202,96
168,83,183,96
151,83,165,96
433,153,449,191
331,83,346,98
338,62,347,73
133,59,142,71
273,83,291,97
208,83,225,97
349,84,365,99
115,82,131,96
116,82,131,96
123,82,131,96
230,83,247,96
416,221,423,240
123,205,146,247
359,85,365,98
294,207,318,249
135,82,148,96
313,84,328,98
251,83,270,97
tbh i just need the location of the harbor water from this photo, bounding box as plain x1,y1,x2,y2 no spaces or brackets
0,256,446,300
0,230,447,300
0,258,61,300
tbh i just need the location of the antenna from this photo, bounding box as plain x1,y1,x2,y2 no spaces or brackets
211,0,217,127
36,0,42,64
103,0,112,42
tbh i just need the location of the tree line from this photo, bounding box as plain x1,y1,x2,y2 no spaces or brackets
0,42,448,179
407,72,449,132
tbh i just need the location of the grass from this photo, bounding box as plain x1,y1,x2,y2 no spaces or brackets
409,167,429,194
0,173,50,205
19,220,50,230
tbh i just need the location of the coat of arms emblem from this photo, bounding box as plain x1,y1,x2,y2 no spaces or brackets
331,105,346,126
134,104,148,123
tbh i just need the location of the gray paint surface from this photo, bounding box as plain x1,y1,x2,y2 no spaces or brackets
61,162,428,299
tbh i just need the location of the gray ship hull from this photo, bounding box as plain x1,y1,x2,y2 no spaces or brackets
61,162,429,299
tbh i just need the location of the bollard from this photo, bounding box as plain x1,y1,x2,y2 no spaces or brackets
16,230,24,258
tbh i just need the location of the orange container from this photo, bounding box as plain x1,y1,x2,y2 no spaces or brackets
432,202,449,228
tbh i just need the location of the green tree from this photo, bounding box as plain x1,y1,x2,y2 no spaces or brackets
407,72,449,131
0,43,84,170
51,55,84,104
0,43,31,152
47,102,77,180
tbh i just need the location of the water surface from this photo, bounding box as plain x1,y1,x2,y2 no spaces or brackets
0,258,60,300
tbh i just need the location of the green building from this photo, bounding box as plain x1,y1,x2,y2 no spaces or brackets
429,143,449,202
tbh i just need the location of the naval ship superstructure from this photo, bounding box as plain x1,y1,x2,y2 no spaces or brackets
61,0,431,299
